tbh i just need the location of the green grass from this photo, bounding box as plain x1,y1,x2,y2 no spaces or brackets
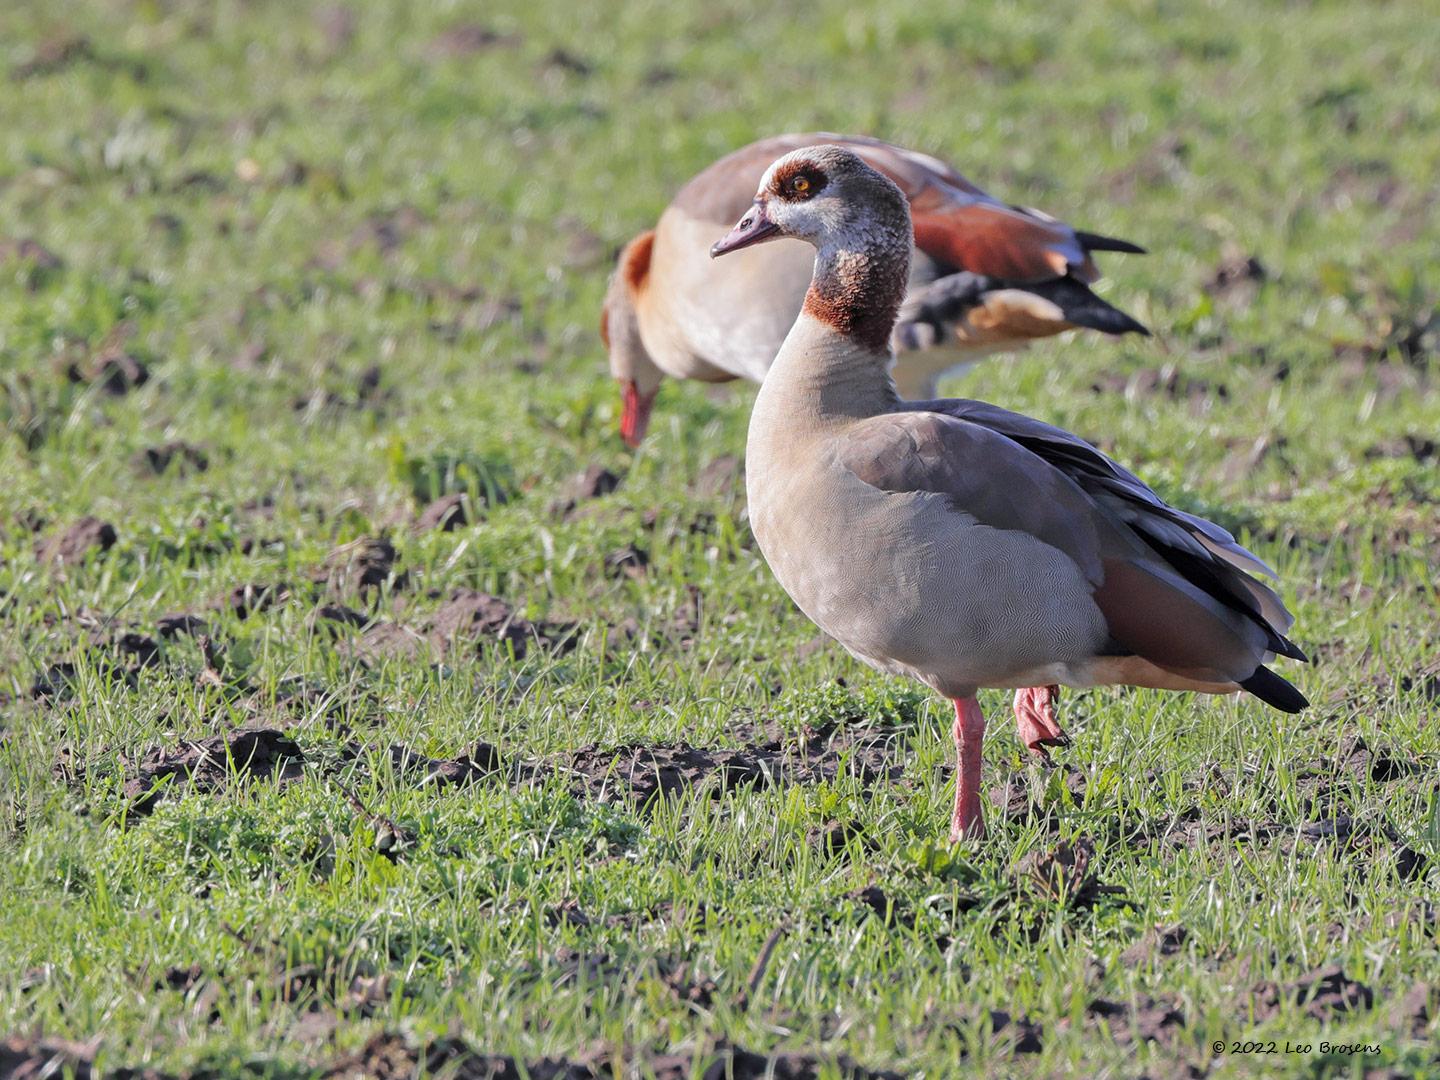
1,0,1438,1076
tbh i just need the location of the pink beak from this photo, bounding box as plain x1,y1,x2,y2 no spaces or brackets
619,380,656,448
711,200,780,258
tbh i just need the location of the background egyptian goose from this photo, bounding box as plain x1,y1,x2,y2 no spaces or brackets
602,132,1147,447
711,146,1307,840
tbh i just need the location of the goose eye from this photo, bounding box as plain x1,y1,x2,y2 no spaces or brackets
790,175,811,195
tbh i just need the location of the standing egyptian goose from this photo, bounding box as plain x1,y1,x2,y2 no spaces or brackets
602,133,1147,447
711,146,1307,840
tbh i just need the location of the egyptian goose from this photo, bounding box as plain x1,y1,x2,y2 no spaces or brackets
711,146,1307,840
602,132,1147,447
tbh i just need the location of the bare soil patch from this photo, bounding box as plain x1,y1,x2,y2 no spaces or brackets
324,1031,900,1079
123,727,304,814
565,719,906,808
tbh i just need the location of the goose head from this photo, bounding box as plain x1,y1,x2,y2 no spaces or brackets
710,145,910,259
712,146,912,354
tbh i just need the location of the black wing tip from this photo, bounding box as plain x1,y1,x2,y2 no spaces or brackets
1075,230,1148,255
1240,666,1309,714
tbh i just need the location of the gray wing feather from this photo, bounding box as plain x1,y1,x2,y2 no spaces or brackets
933,398,1279,577
833,411,1110,586
842,400,1303,664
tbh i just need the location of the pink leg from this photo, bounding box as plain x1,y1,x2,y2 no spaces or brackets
949,697,987,842
1012,685,1067,760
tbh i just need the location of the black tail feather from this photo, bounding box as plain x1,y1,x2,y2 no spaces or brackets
1239,666,1309,714
1065,302,1152,338
1075,230,1147,255
1026,278,1150,337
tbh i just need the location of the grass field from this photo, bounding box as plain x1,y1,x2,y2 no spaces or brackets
2,0,1438,1076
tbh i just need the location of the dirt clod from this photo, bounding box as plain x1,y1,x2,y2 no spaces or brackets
0,238,64,288
225,582,291,619
0,1035,103,1079
344,620,426,662
0,237,63,268
31,659,133,700
114,631,160,669
1336,733,1423,782
1252,965,1374,1021
985,1010,1045,1054
695,454,743,498
415,493,472,532
340,740,531,788
428,589,577,659
1364,434,1437,463
604,543,649,578
425,24,521,60
157,613,208,638
68,350,149,396
398,740,526,786
124,727,305,814
568,743,766,805
322,1032,511,1080
541,48,593,76
35,517,116,565
133,441,208,476
656,957,717,1008
320,538,401,594
552,464,622,518
846,885,913,929
315,4,357,49
313,604,370,629
1013,837,1122,909
1121,924,1190,965
811,818,866,856
546,899,593,929
1205,252,1266,304
1397,658,1440,703
1073,996,1185,1044
575,465,620,499
1089,365,1228,404
1391,982,1433,1039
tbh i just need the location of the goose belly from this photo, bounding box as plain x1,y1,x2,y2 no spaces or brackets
748,472,1108,696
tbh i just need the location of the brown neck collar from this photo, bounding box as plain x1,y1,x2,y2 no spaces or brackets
800,225,910,354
